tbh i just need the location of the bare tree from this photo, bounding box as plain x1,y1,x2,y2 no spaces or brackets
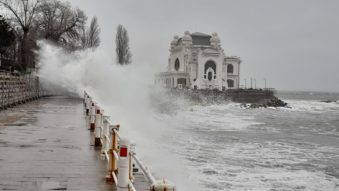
115,24,131,65
38,0,87,50
0,15,16,69
85,16,100,48
0,0,41,71
0,15,15,53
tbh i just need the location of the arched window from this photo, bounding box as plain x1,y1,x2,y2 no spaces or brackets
204,61,216,74
227,64,234,73
174,58,180,71
177,78,186,87
227,79,234,88
204,61,217,80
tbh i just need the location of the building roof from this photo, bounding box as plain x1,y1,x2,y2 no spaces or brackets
191,32,211,45
191,32,211,37
176,32,212,46
225,56,242,64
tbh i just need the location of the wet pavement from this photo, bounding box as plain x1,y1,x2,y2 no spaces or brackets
0,96,115,191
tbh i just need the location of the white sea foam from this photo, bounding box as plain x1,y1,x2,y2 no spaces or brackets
36,42,339,191
161,103,264,132
36,41,199,191
282,99,339,113
178,138,339,191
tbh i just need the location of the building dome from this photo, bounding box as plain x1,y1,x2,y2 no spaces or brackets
171,35,179,46
182,31,192,45
210,32,221,46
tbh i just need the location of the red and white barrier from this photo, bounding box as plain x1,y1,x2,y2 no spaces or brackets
89,102,96,131
94,106,102,147
83,91,175,191
117,137,130,191
85,96,90,116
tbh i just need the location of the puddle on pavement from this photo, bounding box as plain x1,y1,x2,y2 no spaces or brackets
20,181,67,191
38,149,54,153
19,144,35,148
3,123,27,127
0,143,36,148
59,145,81,150
42,182,67,190
21,118,37,123
0,141,8,146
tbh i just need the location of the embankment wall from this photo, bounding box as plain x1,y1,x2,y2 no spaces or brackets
0,73,48,110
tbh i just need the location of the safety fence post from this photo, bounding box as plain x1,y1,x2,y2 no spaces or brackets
101,116,110,155
83,93,176,191
85,96,90,116
89,101,96,131
129,142,136,182
106,124,119,183
150,180,176,191
117,137,130,191
94,105,102,147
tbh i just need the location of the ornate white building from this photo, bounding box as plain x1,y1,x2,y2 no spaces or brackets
156,31,241,90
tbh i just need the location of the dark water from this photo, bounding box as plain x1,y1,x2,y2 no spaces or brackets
156,91,339,191
277,90,339,101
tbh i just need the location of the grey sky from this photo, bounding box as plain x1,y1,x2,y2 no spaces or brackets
66,0,339,92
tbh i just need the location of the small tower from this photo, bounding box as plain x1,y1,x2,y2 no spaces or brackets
210,32,221,48
170,35,179,50
181,31,192,46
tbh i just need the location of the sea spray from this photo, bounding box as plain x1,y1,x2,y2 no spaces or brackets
35,45,339,190
36,41,199,191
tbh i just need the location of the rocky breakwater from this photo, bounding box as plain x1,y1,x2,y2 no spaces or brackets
168,88,289,108
247,97,288,109
320,100,339,104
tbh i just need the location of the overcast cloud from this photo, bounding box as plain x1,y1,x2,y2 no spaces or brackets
65,0,339,92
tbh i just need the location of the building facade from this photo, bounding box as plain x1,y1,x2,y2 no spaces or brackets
156,31,241,90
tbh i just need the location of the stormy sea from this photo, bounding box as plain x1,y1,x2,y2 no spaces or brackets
149,91,339,191
36,43,338,190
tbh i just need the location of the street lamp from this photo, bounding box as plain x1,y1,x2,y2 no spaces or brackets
23,0,29,20
254,79,256,89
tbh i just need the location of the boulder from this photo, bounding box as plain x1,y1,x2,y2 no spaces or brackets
320,100,335,103
248,97,287,108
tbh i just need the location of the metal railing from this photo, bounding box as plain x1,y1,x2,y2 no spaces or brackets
84,91,175,191
0,73,48,110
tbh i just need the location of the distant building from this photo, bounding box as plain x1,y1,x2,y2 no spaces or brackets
156,31,241,90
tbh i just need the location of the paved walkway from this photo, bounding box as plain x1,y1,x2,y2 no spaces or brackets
0,96,144,191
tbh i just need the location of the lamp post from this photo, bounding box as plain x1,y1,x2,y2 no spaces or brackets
264,78,266,89
23,0,29,24
254,79,256,89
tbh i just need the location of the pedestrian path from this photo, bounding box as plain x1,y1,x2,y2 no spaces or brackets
0,96,147,191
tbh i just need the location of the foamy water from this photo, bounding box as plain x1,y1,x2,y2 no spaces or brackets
36,42,339,191
155,99,339,191
284,100,339,113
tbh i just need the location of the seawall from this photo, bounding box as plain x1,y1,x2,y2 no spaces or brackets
0,73,48,110
168,88,285,106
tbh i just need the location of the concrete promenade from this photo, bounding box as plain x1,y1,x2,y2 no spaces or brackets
0,96,146,191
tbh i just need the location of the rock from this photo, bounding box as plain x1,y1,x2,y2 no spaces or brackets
320,100,334,103
266,97,287,107
248,97,287,108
